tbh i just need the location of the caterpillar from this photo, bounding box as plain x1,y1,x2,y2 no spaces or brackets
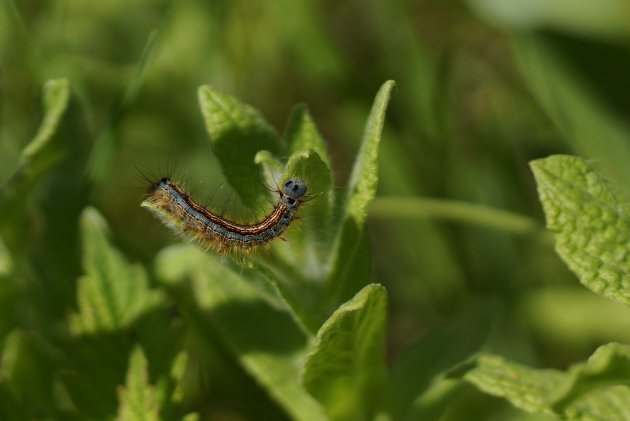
141,177,308,252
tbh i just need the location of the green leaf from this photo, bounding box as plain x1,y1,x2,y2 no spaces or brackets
279,149,334,269
302,284,387,421
564,385,630,420
254,147,334,280
463,354,566,413
461,343,630,416
530,155,630,306
285,104,331,167
70,207,159,334
198,85,282,209
554,343,630,412
385,297,498,418
284,150,333,204
326,80,395,302
165,351,187,407
0,79,69,213
265,104,334,254
254,149,285,189
345,80,396,228
260,270,320,333
19,79,69,165
155,245,327,421
19,79,70,170
116,346,159,421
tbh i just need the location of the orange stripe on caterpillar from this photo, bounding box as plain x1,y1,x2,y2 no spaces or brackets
141,178,308,252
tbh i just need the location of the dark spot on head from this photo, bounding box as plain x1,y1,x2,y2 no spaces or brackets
280,178,307,200
287,197,296,205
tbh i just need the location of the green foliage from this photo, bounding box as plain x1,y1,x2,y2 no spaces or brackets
326,81,395,305
461,343,630,418
302,284,387,420
156,244,327,421
4,2,630,420
71,208,159,334
137,81,420,420
531,155,630,306
198,85,282,209
116,347,160,421
456,156,630,418
0,79,69,245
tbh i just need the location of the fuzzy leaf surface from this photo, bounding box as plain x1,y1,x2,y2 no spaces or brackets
286,104,331,167
198,86,281,209
531,155,630,306
116,347,159,421
464,354,566,413
326,80,395,303
279,149,334,273
462,343,630,417
71,208,158,333
302,284,387,421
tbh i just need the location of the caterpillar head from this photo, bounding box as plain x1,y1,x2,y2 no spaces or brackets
280,178,307,209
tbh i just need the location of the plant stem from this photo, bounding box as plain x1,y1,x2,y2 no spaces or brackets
370,196,552,240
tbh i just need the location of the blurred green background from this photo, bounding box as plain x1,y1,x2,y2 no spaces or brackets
2,0,630,419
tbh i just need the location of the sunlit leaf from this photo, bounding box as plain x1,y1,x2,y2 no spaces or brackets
285,104,331,167
302,284,387,420
554,343,630,412
564,385,630,420
280,149,334,273
464,354,566,413
116,347,159,421
198,85,281,209
531,155,630,306
462,342,630,416
326,80,395,303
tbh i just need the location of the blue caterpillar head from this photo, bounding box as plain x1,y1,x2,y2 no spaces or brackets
280,178,307,208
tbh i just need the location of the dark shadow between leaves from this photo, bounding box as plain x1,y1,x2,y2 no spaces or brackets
203,296,308,355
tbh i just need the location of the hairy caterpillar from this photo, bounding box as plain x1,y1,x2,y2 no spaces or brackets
141,177,308,252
